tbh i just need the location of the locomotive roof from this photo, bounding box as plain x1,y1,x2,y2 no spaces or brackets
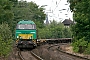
18,20,35,24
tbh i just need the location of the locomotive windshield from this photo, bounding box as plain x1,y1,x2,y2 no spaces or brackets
16,24,36,29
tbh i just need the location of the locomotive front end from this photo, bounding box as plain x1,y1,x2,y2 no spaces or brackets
15,20,37,49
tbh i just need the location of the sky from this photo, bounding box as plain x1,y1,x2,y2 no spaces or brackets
19,0,73,22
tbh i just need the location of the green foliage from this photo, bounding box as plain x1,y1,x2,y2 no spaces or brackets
38,20,72,39
0,38,12,57
0,23,12,57
62,28,72,38
0,0,14,24
12,1,45,28
0,23,12,40
0,0,14,39
0,0,14,58
68,0,90,40
84,43,90,54
72,37,88,53
68,0,90,54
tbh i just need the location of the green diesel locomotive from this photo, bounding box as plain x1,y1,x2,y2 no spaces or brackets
15,20,37,49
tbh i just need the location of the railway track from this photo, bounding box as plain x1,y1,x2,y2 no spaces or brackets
18,49,43,60
12,38,71,60
14,38,90,60
47,43,90,60
18,50,25,60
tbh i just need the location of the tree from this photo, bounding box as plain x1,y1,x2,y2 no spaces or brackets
68,0,90,53
12,1,46,28
0,0,14,38
0,0,14,24
0,23,12,57
38,20,72,39
68,0,90,40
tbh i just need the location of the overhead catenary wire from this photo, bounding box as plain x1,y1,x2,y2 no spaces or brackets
53,0,61,13
49,0,62,20
45,0,72,22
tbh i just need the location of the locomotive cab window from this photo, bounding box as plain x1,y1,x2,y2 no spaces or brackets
16,24,36,29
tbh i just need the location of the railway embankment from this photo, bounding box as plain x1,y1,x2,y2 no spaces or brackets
32,43,90,60
59,43,90,59
1,43,90,60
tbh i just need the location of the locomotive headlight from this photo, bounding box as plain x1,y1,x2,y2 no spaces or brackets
29,37,31,39
37,39,40,42
29,36,32,39
19,36,22,39
17,36,19,38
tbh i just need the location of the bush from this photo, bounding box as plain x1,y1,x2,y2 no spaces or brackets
38,21,72,39
0,23,12,57
72,37,88,53
84,43,90,54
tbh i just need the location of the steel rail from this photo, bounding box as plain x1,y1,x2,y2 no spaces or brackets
57,46,90,60
30,51,44,60
18,50,25,60
47,44,90,60
17,48,43,60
